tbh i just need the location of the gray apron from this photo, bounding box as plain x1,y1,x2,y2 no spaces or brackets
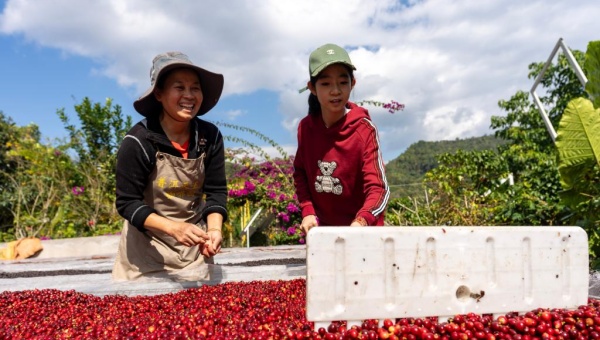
112,150,212,281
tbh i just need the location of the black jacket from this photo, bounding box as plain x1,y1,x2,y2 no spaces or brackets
115,115,228,231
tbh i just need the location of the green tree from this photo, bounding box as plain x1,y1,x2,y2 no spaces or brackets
0,124,78,240
489,50,586,225
423,150,508,226
0,112,19,233
57,97,131,163
56,98,133,236
0,97,135,241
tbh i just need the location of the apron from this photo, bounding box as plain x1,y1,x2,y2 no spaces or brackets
112,149,212,281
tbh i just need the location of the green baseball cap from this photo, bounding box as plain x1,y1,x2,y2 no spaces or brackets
299,43,356,93
309,43,356,77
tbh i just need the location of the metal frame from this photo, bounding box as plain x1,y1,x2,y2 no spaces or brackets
530,37,588,141
242,207,262,248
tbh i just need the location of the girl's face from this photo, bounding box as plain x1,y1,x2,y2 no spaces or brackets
309,63,355,117
154,68,203,123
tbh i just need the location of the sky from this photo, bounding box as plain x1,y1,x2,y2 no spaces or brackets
0,0,598,163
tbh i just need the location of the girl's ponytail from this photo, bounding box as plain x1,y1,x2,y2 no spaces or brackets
308,91,321,116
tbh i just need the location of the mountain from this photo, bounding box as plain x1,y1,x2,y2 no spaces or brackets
384,135,506,199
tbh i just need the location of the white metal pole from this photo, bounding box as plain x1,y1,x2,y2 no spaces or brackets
243,208,262,248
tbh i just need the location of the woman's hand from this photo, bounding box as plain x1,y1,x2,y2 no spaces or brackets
201,229,223,257
144,214,209,247
201,213,224,257
300,215,319,234
171,222,210,247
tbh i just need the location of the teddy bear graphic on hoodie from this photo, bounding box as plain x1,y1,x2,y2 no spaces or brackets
315,160,343,195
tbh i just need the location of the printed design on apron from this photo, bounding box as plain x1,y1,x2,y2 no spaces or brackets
315,160,343,195
113,145,210,281
157,175,202,201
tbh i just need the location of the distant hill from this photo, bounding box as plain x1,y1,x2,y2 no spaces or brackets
384,135,506,199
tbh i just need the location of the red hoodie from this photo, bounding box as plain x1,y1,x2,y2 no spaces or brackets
293,102,390,226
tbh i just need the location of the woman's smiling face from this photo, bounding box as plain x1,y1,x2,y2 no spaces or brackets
154,68,203,122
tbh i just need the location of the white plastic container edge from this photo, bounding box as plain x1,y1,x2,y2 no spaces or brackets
306,226,588,326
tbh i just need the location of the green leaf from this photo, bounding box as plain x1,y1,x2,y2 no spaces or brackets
558,162,590,190
556,98,600,187
558,187,590,208
584,41,600,108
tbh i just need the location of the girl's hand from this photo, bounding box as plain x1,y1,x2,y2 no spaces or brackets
350,216,368,227
300,215,319,234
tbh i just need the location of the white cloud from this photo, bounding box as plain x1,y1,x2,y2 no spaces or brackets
1,0,598,162
224,109,245,121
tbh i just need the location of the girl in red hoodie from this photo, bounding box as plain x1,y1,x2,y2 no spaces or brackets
293,43,390,234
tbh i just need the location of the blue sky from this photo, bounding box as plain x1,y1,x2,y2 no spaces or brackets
1,0,598,163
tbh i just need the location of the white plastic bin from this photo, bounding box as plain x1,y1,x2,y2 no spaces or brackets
306,226,588,326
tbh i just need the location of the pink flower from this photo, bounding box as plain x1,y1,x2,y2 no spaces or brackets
383,100,405,114
279,213,290,223
286,203,299,213
228,189,240,197
244,181,256,193
71,186,85,196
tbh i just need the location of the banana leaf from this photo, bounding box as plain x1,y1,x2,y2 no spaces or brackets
585,41,600,109
556,97,600,191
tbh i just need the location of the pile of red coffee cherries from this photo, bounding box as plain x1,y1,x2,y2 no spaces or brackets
0,278,597,339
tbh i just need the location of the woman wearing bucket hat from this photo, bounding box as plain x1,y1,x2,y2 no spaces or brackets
112,52,228,281
293,43,390,234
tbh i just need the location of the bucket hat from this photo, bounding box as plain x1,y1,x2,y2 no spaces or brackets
134,51,224,117
299,43,356,93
